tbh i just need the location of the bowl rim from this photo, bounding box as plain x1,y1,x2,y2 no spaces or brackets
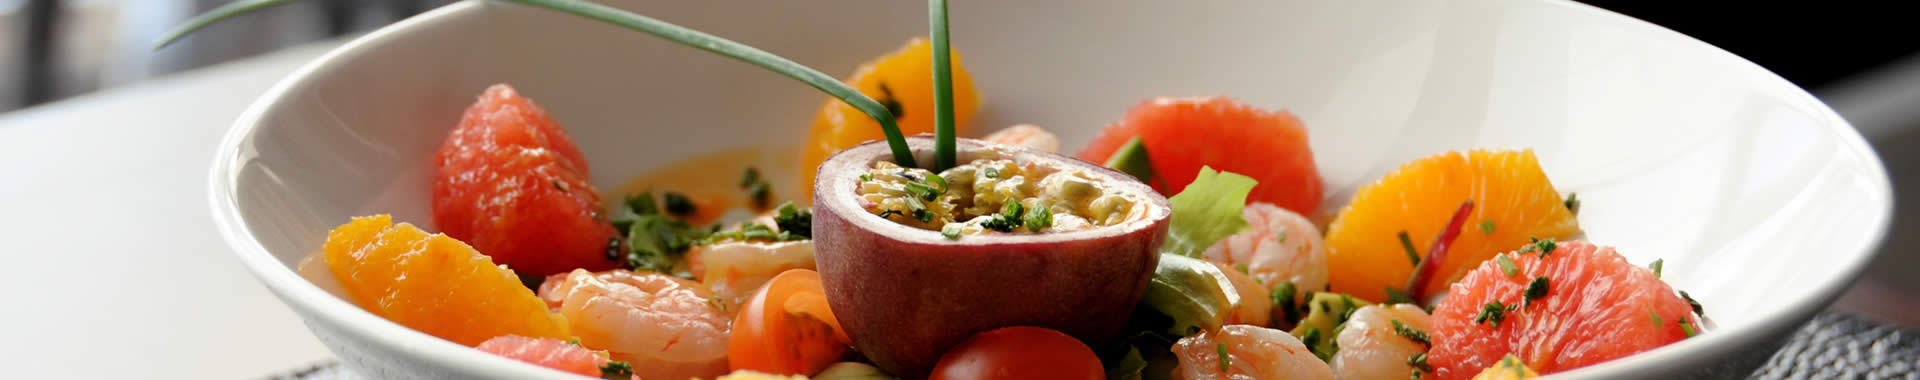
207,0,1895,379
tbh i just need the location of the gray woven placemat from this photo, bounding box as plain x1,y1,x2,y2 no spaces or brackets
270,311,1918,379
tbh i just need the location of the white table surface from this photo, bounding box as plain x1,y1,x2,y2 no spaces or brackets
1,38,1915,379
0,41,344,379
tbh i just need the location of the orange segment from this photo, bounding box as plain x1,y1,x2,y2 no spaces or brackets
323,215,571,346
1323,150,1578,301
799,37,982,198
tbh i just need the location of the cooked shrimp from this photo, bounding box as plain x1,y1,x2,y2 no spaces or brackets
982,124,1060,153
685,239,816,310
1331,304,1433,380
1213,262,1272,327
1173,325,1334,380
541,269,731,380
1203,202,1328,303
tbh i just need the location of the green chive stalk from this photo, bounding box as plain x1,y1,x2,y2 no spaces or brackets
928,0,957,172
156,0,922,168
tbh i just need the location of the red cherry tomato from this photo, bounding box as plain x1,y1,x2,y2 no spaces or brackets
929,326,1105,380
728,269,850,376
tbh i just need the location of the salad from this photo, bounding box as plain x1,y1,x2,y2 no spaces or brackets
178,1,1706,380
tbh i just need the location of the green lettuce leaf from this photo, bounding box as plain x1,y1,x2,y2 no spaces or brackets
1163,166,1257,257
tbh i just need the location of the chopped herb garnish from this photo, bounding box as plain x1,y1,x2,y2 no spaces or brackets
708,295,727,312
1524,276,1550,305
981,202,1026,232
604,237,623,261
773,202,812,238
740,167,761,189
1680,316,1698,337
941,224,962,240
552,180,568,192
1650,258,1664,279
747,181,772,209
1397,230,1421,266
1411,369,1424,380
567,337,582,346
860,173,873,182
1474,300,1509,328
1024,205,1053,232
982,167,1000,179
1278,230,1287,243
877,210,901,219
913,209,934,222
1479,220,1495,234
1519,237,1557,258
1216,342,1231,372
1233,263,1249,274
1407,352,1433,372
1391,320,1432,348
625,192,661,215
599,361,634,380
1650,312,1664,327
662,192,696,216
1299,327,1323,356
1680,290,1705,316
1564,192,1581,214
1495,254,1519,277
1384,286,1416,305
1272,282,1298,322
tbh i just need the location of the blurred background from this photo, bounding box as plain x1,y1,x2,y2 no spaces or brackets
1,1,1916,324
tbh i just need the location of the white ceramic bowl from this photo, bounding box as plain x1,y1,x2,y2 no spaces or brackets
209,0,1893,378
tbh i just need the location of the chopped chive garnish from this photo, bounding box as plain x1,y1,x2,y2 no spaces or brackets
1524,276,1549,305
1397,230,1421,266
859,173,873,182
1272,282,1298,322
1495,254,1519,277
1233,263,1249,274
941,224,962,240
159,0,922,168
1650,258,1664,279
1391,320,1432,348
1299,327,1323,353
740,167,761,188
1680,317,1698,337
708,295,727,311
982,167,1000,179
663,192,696,216
928,0,957,171
1278,230,1287,243
913,209,934,222
552,180,568,192
1649,312,1664,327
1339,294,1359,322
1519,237,1557,258
598,361,635,380
1024,205,1053,232
1474,300,1509,328
1680,290,1705,316
1216,342,1231,371
1406,352,1433,372
1479,220,1495,234
1564,192,1581,214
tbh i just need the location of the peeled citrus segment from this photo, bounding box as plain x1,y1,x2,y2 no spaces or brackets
1324,149,1578,302
1428,241,1693,379
799,37,982,198
323,215,571,346
1075,96,1324,216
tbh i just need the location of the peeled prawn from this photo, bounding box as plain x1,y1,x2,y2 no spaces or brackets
540,269,732,380
1331,304,1433,380
686,239,816,310
1203,202,1329,304
982,124,1060,153
1173,324,1334,380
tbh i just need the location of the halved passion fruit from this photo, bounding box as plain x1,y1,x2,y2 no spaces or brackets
812,136,1171,379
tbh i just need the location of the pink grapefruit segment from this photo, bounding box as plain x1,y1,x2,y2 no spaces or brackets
1427,240,1694,379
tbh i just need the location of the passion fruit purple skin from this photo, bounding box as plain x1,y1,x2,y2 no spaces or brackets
812,136,1170,379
